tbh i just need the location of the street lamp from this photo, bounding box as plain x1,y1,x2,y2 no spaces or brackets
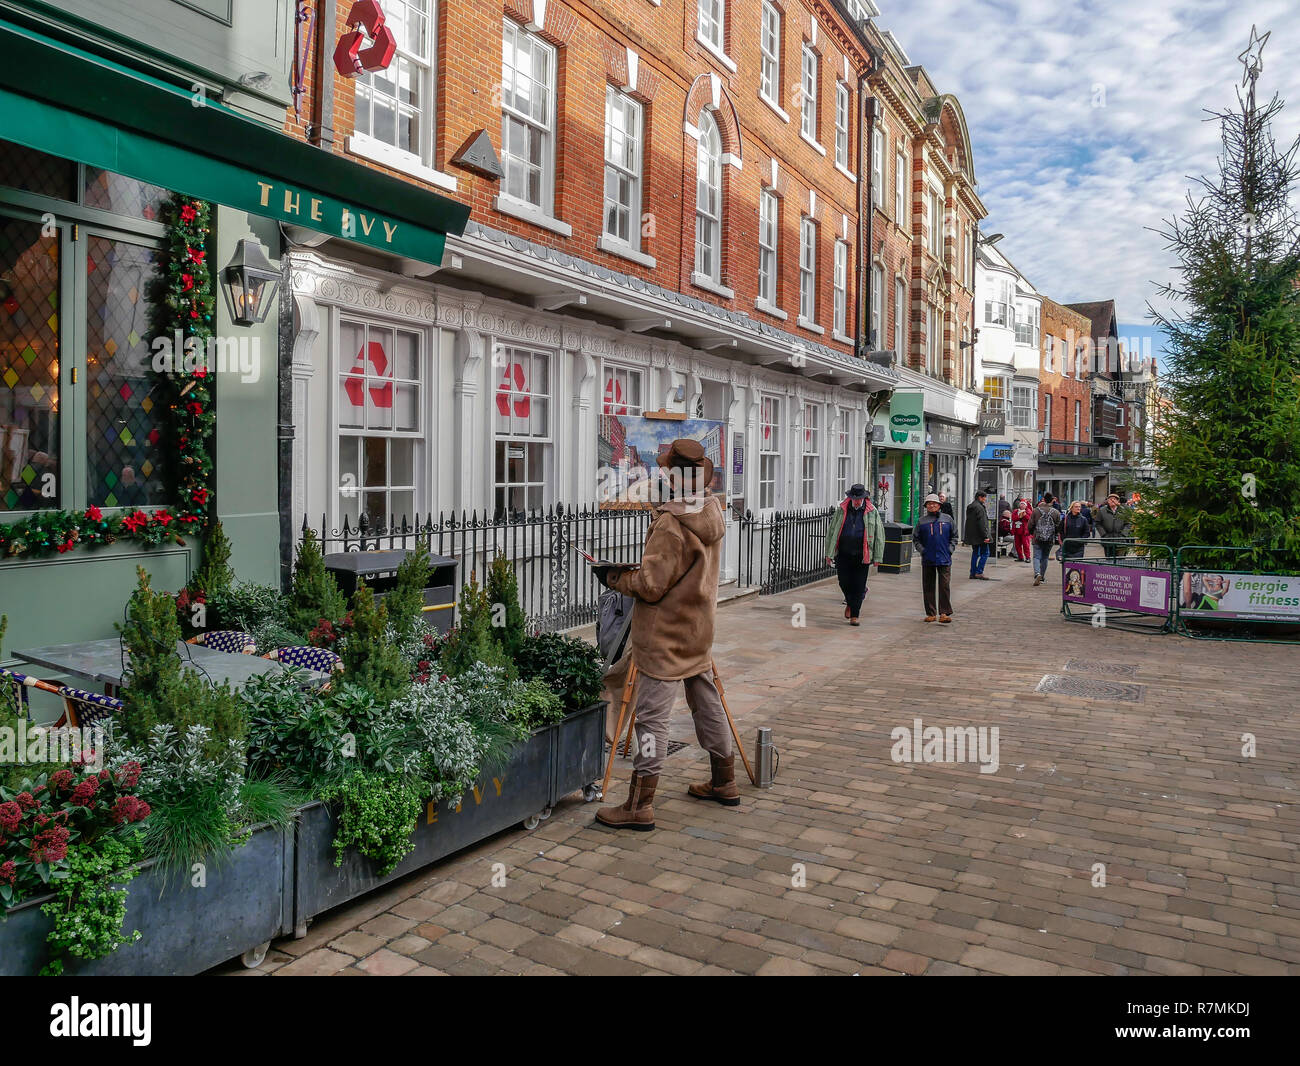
220,238,280,326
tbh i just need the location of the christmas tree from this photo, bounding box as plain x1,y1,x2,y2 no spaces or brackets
1137,27,1300,569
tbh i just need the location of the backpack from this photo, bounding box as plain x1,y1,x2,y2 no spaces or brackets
596,588,634,667
1032,507,1058,543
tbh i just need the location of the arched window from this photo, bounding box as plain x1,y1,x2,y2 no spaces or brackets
695,110,722,282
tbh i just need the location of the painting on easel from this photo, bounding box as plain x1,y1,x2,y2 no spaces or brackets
597,414,727,509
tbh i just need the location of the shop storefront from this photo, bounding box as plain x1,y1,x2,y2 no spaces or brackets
1036,464,1097,508
926,419,970,521
0,16,467,652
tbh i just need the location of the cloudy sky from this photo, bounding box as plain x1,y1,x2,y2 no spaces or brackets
876,0,1300,359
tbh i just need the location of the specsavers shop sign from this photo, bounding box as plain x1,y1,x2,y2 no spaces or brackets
1179,572,1300,622
887,392,924,450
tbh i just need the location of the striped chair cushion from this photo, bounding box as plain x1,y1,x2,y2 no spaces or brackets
189,630,258,654
58,686,123,729
267,646,343,674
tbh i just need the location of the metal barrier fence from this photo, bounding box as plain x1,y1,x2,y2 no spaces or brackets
1058,540,1176,633
1057,539,1300,643
301,506,652,633
1172,546,1300,645
736,507,836,595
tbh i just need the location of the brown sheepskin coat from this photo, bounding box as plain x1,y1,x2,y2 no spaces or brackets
610,494,725,680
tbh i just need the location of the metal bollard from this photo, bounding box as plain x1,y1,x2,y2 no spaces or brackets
755,727,779,789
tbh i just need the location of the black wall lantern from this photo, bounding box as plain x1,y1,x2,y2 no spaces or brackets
221,238,280,326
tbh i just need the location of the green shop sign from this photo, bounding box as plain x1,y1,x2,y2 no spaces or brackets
887,392,925,450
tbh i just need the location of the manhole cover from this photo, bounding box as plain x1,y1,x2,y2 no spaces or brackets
1036,675,1144,701
1061,659,1139,678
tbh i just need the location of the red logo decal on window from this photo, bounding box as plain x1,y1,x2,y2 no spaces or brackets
496,362,530,419
345,341,393,408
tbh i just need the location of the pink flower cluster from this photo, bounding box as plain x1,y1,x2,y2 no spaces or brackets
28,825,70,865
110,796,151,826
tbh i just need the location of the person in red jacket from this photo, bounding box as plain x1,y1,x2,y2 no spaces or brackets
1011,498,1033,563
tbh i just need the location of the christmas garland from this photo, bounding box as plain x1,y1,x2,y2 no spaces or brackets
0,196,215,559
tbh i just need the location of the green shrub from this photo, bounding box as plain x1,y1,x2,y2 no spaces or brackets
119,722,245,883
439,576,513,678
515,632,604,713
326,769,422,875
486,554,526,658
383,544,431,644
118,569,246,758
507,678,565,732
208,581,300,653
40,832,145,976
242,669,348,788
288,529,348,638
339,583,411,704
193,519,235,598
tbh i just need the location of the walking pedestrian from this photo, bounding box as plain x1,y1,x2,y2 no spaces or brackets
592,439,734,831
964,488,992,580
913,493,958,623
1062,500,1091,562
938,491,954,518
1011,498,1033,562
1029,494,1062,586
824,483,885,626
997,493,1011,522
1095,492,1133,561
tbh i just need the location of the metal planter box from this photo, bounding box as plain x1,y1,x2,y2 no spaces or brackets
0,819,293,976
293,702,605,930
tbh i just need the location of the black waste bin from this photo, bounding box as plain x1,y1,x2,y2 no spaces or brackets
322,550,458,635
878,523,914,574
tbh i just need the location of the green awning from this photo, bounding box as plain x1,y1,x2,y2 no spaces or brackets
0,17,470,265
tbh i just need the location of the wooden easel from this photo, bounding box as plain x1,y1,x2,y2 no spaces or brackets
600,659,755,797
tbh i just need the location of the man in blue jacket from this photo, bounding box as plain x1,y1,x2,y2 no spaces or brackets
913,493,959,623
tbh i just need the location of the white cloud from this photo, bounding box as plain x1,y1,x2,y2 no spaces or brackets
877,0,1300,324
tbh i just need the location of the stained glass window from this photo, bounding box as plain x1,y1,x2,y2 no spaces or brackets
0,215,60,512
85,236,164,508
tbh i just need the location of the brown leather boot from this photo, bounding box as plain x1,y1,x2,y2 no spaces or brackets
687,754,741,806
594,773,658,831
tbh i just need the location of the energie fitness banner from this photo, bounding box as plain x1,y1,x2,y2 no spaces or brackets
1179,572,1300,622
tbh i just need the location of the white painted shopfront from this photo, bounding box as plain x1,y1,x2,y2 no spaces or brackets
284,227,897,583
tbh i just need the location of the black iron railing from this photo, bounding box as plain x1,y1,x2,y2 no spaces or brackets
1040,438,1099,458
301,506,652,632
736,506,837,594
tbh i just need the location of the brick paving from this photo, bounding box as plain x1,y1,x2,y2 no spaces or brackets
217,552,1300,976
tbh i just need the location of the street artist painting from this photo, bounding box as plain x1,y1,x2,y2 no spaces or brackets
591,439,736,831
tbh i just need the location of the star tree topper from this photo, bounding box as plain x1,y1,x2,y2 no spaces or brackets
1238,25,1269,89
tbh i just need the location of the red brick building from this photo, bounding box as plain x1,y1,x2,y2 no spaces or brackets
1037,296,1099,503
282,0,927,563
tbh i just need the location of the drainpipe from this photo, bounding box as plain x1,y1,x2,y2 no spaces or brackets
858,89,877,359
310,0,336,148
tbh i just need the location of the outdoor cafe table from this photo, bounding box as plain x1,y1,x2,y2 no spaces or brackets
13,638,331,692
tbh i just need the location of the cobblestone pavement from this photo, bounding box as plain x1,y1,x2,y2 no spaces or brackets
218,550,1300,976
